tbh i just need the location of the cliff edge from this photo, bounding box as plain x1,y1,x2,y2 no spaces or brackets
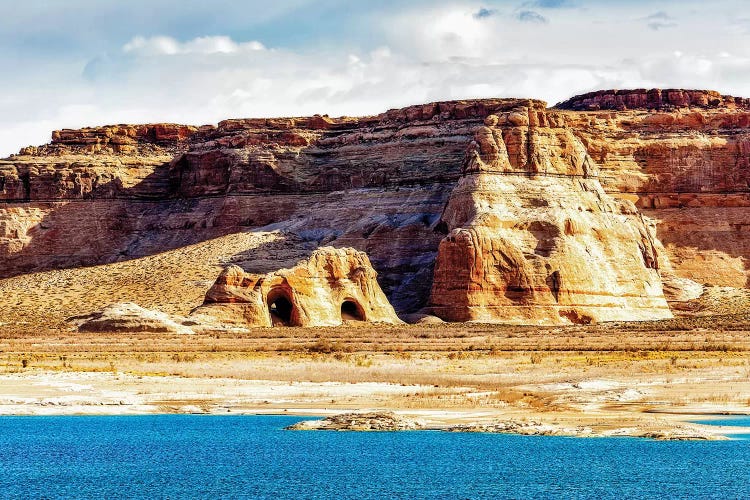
2,88,750,327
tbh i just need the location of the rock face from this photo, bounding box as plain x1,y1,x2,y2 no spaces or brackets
556,92,750,290
557,89,750,111
70,302,194,334
1,124,197,201
429,112,670,323
286,412,425,431
4,88,750,325
0,98,546,315
193,247,401,327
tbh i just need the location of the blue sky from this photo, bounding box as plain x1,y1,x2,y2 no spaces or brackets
2,0,750,156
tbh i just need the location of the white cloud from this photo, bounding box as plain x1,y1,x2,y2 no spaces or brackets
2,1,750,157
642,11,678,31
381,6,499,61
122,35,265,56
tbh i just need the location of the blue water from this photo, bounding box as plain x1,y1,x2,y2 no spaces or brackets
0,415,748,499
697,416,750,429
695,416,750,440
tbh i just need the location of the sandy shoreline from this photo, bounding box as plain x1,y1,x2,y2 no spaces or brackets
1,325,748,440
1,370,748,440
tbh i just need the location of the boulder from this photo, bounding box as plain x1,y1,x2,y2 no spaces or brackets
194,247,402,327
70,302,194,334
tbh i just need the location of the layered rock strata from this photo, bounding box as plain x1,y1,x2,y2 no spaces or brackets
557,90,750,289
428,114,671,323
0,99,548,314
193,247,401,327
3,89,750,324
557,89,750,112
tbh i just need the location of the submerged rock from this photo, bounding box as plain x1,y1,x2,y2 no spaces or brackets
286,412,425,431
446,419,593,437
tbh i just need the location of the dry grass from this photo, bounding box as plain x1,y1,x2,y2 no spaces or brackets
0,230,286,329
1,226,750,418
0,324,748,422
1,323,748,386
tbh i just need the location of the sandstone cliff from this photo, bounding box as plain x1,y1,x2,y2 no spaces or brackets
0,98,544,315
429,113,670,323
556,89,750,112
556,89,750,289
3,88,750,326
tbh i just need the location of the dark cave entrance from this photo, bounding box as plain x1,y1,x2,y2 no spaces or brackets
340,300,365,322
267,289,296,326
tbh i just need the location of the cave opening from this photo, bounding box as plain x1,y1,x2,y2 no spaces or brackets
341,300,365,322
268,289,295,326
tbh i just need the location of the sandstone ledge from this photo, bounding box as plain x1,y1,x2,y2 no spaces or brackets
287,412,724,440
285,412,425,431
556,88,750,111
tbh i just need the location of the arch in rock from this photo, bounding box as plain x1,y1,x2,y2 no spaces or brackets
340,299,366,322
267,287,298,326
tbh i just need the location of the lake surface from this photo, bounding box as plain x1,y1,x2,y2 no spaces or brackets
0,415,748,499
696,415,750,430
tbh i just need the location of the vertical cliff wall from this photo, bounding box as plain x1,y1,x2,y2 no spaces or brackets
2,89,749,324
428,110,671,324
0,100,539,315
557,89,750,289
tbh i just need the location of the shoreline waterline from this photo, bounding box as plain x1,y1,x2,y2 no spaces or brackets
1,402,748,441
1,414,749,498
1,365,748,441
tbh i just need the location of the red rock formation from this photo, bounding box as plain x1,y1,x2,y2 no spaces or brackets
557,89,750,111
49,123,198,152
429,110,670,324
0,98,543,313
557,91,750,289
3,89,750,323
193,247,401,327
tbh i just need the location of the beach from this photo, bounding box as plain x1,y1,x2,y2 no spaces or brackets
2,322,748,440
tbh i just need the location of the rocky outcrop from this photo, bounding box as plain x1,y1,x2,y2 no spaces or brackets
0,124,198,202
287,413,719,440
557,89,750,111
69,302,194,334
286,412,425,431
446,419,593,436
428,110,670,324
4,88,750,325
193,247,402,327
0,98,546,314
557,91,750,290
20,123,199,156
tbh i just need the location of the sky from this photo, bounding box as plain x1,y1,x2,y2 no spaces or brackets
1,0,750,156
